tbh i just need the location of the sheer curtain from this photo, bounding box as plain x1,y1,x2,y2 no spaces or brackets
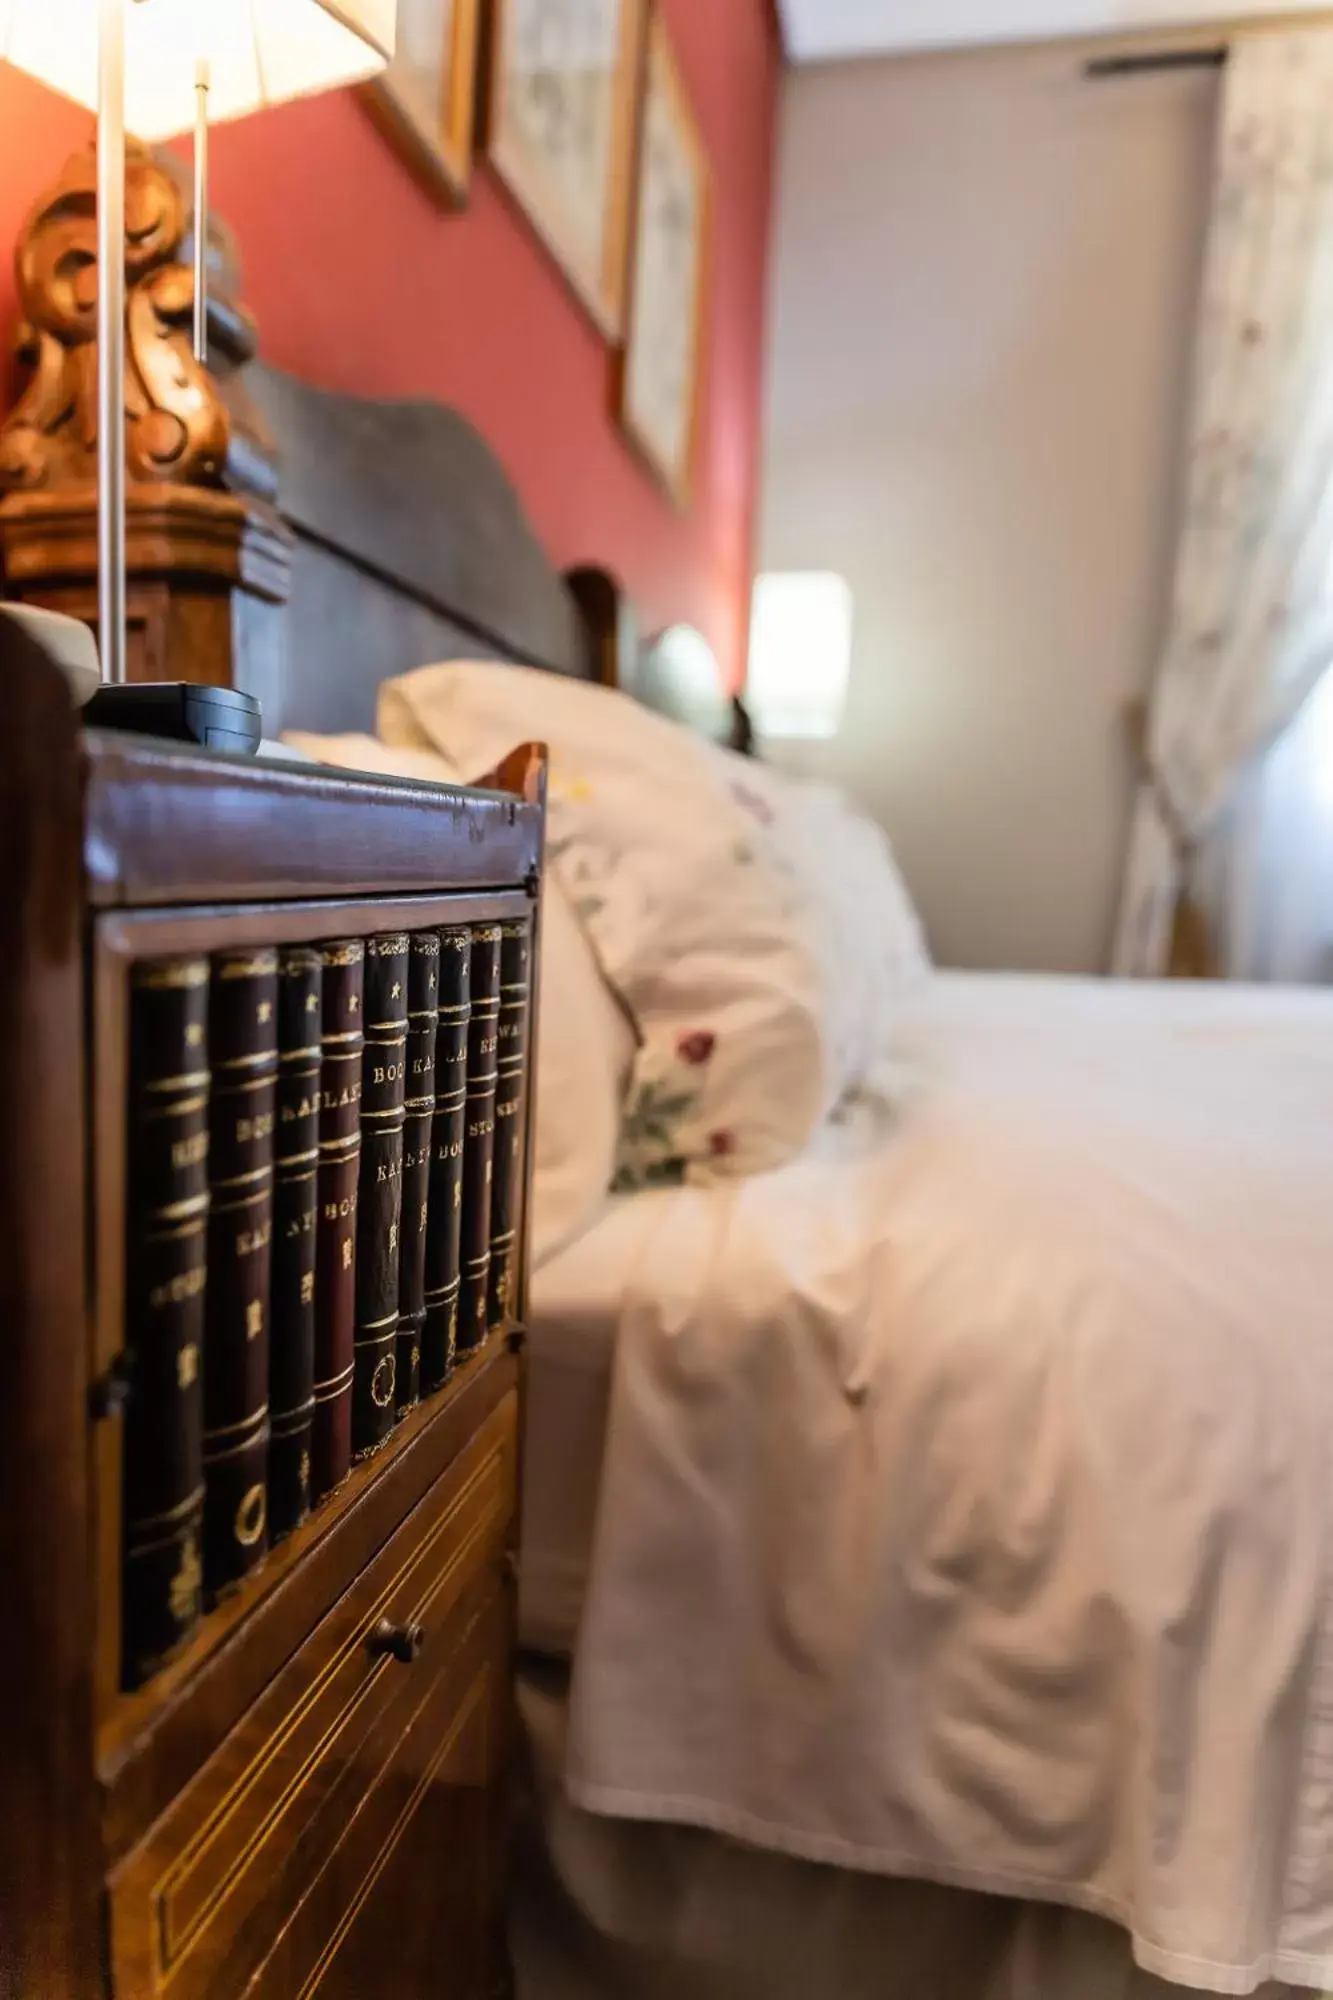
1196,664,1333,980
1111,28,1333,978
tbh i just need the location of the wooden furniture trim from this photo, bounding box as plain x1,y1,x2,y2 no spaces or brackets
83,731,543,908
96,888,532,958
290,1634,494,1993
0,484,292,599
108,1470,512,1996
483,741,548,1343
0,629,101,1996
213,1587,504,1996
279,1612,498,1998
102,1346,518,1852
153,1439,508,1966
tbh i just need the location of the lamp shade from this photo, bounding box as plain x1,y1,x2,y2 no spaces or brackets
0,0,394,138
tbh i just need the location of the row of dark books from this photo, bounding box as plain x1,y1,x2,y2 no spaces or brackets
121,917,532,1691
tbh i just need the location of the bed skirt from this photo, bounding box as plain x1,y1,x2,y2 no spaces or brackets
511,1657,1317,2000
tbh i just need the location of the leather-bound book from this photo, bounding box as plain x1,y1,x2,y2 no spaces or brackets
457,923,502,1358
312,940,364,1501
203,949,278,1601
268,947,322,1543
487,918,532,1332
421,926,471,1393
396,932,439,1415
122,956,210,1689
352,934,409,1458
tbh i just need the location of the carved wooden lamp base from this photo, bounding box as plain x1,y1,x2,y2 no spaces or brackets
0,145,293,718
0,482,291,710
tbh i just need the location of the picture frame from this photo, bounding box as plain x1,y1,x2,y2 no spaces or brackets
365,0,481,209
618,13,710,509
486,0,647,339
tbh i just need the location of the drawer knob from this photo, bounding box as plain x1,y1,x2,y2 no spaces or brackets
368,1616,425,1664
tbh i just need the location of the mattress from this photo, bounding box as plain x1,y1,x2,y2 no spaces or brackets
525,970,1333,1991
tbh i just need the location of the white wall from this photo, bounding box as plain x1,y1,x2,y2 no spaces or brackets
758,43,1218,972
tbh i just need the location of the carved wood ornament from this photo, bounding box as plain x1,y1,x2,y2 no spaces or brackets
0,142,290,699
0,141,269,501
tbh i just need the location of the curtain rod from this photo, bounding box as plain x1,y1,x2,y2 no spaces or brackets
1084,46,1226,79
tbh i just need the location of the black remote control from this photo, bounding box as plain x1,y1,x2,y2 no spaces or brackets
82,682,263,754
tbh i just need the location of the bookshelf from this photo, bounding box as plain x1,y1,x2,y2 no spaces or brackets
0,633,545,1998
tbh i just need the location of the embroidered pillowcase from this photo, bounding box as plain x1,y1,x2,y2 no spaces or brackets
378,663,843,1189
280,729,634,1262
735,767,932,1091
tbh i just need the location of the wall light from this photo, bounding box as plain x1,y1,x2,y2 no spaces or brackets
747,571,854,740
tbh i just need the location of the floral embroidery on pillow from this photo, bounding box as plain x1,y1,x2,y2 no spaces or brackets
613,1028,718,1192
547,830,611,925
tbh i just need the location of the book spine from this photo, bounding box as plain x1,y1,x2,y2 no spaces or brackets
203,949,279,1601
122,956,210,1690
421,926,471,1393
352,934,410,1458
487,918,532,1332
312,940,364,1502
458,924,502,1358
396,932,440,1415
268,947,322,1543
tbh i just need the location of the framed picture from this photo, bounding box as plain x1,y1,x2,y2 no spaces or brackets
487,0,646,338
619,14,710,508
365,0,481,208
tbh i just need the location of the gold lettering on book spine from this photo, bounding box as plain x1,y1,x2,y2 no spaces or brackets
168,1535,202,1628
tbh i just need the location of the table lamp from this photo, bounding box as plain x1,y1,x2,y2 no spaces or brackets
0,0,394,739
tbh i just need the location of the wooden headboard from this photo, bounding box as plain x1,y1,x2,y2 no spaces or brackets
239,367,743,746
242,362,592,736
189,361,744,753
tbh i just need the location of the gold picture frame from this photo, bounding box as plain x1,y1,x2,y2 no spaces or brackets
486,0,647,339
364,0,481,209
618,14,710,509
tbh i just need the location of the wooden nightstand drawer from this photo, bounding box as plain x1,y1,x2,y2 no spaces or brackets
108,1391,517,1998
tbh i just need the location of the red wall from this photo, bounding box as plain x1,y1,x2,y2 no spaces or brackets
0,1,780,687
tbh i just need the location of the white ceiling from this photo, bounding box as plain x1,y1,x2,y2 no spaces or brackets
778,0,1333,62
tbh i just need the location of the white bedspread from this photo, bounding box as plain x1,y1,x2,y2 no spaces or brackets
563,974,1333,1996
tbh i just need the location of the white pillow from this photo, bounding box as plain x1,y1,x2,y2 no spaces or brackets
378,664,838,1188
729,764,931,1083
281,729,631,1262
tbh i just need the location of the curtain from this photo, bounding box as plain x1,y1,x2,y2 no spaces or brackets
1195,666,1333,980
1111,28,1333,978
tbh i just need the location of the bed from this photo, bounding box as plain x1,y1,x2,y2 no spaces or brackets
63,357,1333,2000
